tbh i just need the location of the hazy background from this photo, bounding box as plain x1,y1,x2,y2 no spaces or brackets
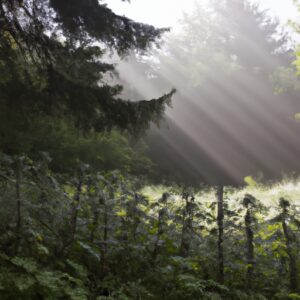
105,0,298,29
105,0,300,185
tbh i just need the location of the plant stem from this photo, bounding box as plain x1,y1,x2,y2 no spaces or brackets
217,184,224,284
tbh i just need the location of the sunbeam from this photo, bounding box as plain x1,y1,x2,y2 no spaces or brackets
114,0,300,184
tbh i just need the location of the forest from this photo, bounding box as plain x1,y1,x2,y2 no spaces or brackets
1,0,300,299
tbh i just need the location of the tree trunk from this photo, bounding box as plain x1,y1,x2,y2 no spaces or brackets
70,179,82,240
15,162,21,253
56,178,82,256
89,181,99,243
282,216,298,291
217,184,224,284
100,185,113,277
245,206,254,287
152,208,164,265
180,195,194,257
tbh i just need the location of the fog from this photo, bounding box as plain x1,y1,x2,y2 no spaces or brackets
115,0,300,185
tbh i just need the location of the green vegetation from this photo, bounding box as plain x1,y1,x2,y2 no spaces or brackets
0,0,174,172
0,154,300,299
1,0,300,299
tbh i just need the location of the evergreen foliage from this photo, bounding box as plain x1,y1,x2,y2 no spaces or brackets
0,0,174,159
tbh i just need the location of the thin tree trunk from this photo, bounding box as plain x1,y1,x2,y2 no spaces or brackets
245,206,254,287
100,185,113,276
57,178,82,256
282,217,297,291
217,184,224,284
89,180,98,243
70,179,82,240
90,206,99,243
101,202,108,274
152,208,164,265
132,193,141,242
15,162,21,253
180,195,188,256
180,195,194,257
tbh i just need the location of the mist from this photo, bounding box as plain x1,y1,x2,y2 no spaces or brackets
114,0,300,185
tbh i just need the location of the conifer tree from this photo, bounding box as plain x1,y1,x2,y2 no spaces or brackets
0,0,175,156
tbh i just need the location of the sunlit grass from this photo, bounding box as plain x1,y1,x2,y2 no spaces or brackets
141,177,300,209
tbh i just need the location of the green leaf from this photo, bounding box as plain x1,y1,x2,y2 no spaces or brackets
64,286,88,300
11,257,38,273
35,271,61,290
66,260,88,279
14,275,35,292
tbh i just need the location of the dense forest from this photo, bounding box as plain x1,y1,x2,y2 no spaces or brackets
1,0,300,299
